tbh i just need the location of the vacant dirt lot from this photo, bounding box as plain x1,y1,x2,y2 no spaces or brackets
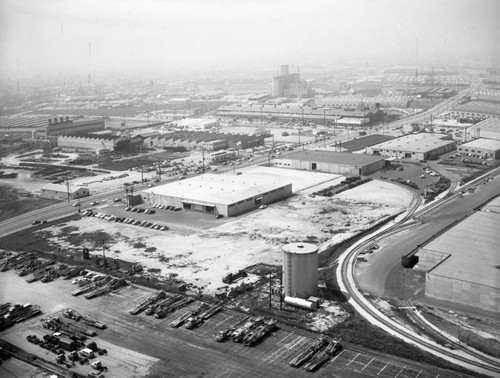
34,177,413,295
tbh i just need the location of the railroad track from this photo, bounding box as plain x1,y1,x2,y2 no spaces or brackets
336,168,500,376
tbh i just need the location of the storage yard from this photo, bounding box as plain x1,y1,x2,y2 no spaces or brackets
0,269,466,378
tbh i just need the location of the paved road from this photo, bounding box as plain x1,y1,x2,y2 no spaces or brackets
337,169,500,376
385,89,472,130
357,173,500,299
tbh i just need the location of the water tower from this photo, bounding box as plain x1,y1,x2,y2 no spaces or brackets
282,242,318,298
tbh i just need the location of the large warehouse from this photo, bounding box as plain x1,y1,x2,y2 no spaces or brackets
469,117,500,141
457,138,500,159
141,173,292,217
367,133,456,160
417,197,500,313
274,150,388,176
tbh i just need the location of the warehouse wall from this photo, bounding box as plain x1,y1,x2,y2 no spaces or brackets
141,184,292,217
275,158,386,176
425,273,499,313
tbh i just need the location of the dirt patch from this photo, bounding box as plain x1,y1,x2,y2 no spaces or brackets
419,305,500,358
0,184,59,223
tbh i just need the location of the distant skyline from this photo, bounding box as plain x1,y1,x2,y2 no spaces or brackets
0,0,499,79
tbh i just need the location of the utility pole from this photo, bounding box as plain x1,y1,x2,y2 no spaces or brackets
269,270,272,309
101,241,107,270
279,268,283,311
141,166,144,183
157,160,162,181
65,178,70,203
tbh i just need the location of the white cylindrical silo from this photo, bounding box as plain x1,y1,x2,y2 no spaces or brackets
282,242,318,298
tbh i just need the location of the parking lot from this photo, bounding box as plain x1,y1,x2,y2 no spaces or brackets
0,271,467,378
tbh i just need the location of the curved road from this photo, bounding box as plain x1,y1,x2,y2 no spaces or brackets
337,169,500,376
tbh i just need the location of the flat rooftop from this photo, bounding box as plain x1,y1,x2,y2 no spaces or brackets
341,134,396,151
425,204,500,289
141,172,291,205
282,150,387,167
370,133,455,153
460,138,500,150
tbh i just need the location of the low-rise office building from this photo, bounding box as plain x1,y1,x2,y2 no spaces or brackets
40,184,89,201
457,138,500,159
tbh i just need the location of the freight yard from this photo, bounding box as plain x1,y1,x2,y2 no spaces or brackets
0,268,466,378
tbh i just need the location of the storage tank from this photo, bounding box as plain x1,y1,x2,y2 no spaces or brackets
282,242,318,298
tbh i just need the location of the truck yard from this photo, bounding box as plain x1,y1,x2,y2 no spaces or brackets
0,268,468,378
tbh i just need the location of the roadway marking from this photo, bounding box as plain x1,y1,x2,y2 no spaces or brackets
330,349,344,363
394,365,406,378
415,369,423,378
214,314,232,327
377,362,390,376
285,335,306,350
362,357,375,371
346,352,360,366
186,343,205,351
276,332,294,345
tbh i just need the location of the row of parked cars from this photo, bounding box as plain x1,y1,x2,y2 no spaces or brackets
151,203,182,212
81,211,169,231
125,206,156,214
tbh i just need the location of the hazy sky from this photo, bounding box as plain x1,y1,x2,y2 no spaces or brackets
0,0,499,78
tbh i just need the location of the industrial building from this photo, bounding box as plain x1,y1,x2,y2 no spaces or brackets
40,184,89,201
272,65,312,98
275,150,387,176
140,173,292,217
457,138,500,159
316,94,410,109
282,242,318,298
469,117,500,141
57,134,143,153
209,150,237,163
216,104,386,126
367,133,456,160
0,116,106,140
417,197,500,313
340,134,396,152
157,130,265,151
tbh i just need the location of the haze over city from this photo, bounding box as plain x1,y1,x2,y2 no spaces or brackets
0,1,500,378
1,0,499,77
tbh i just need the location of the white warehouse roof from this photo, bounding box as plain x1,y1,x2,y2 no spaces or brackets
460,138,500,150
370,133,454,153
142,173,291,205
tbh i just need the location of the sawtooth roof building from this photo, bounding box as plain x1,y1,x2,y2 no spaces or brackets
141,173,292,217
367,133,456,160
0,116,105,139
216,104,385,126
416,196,500,313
